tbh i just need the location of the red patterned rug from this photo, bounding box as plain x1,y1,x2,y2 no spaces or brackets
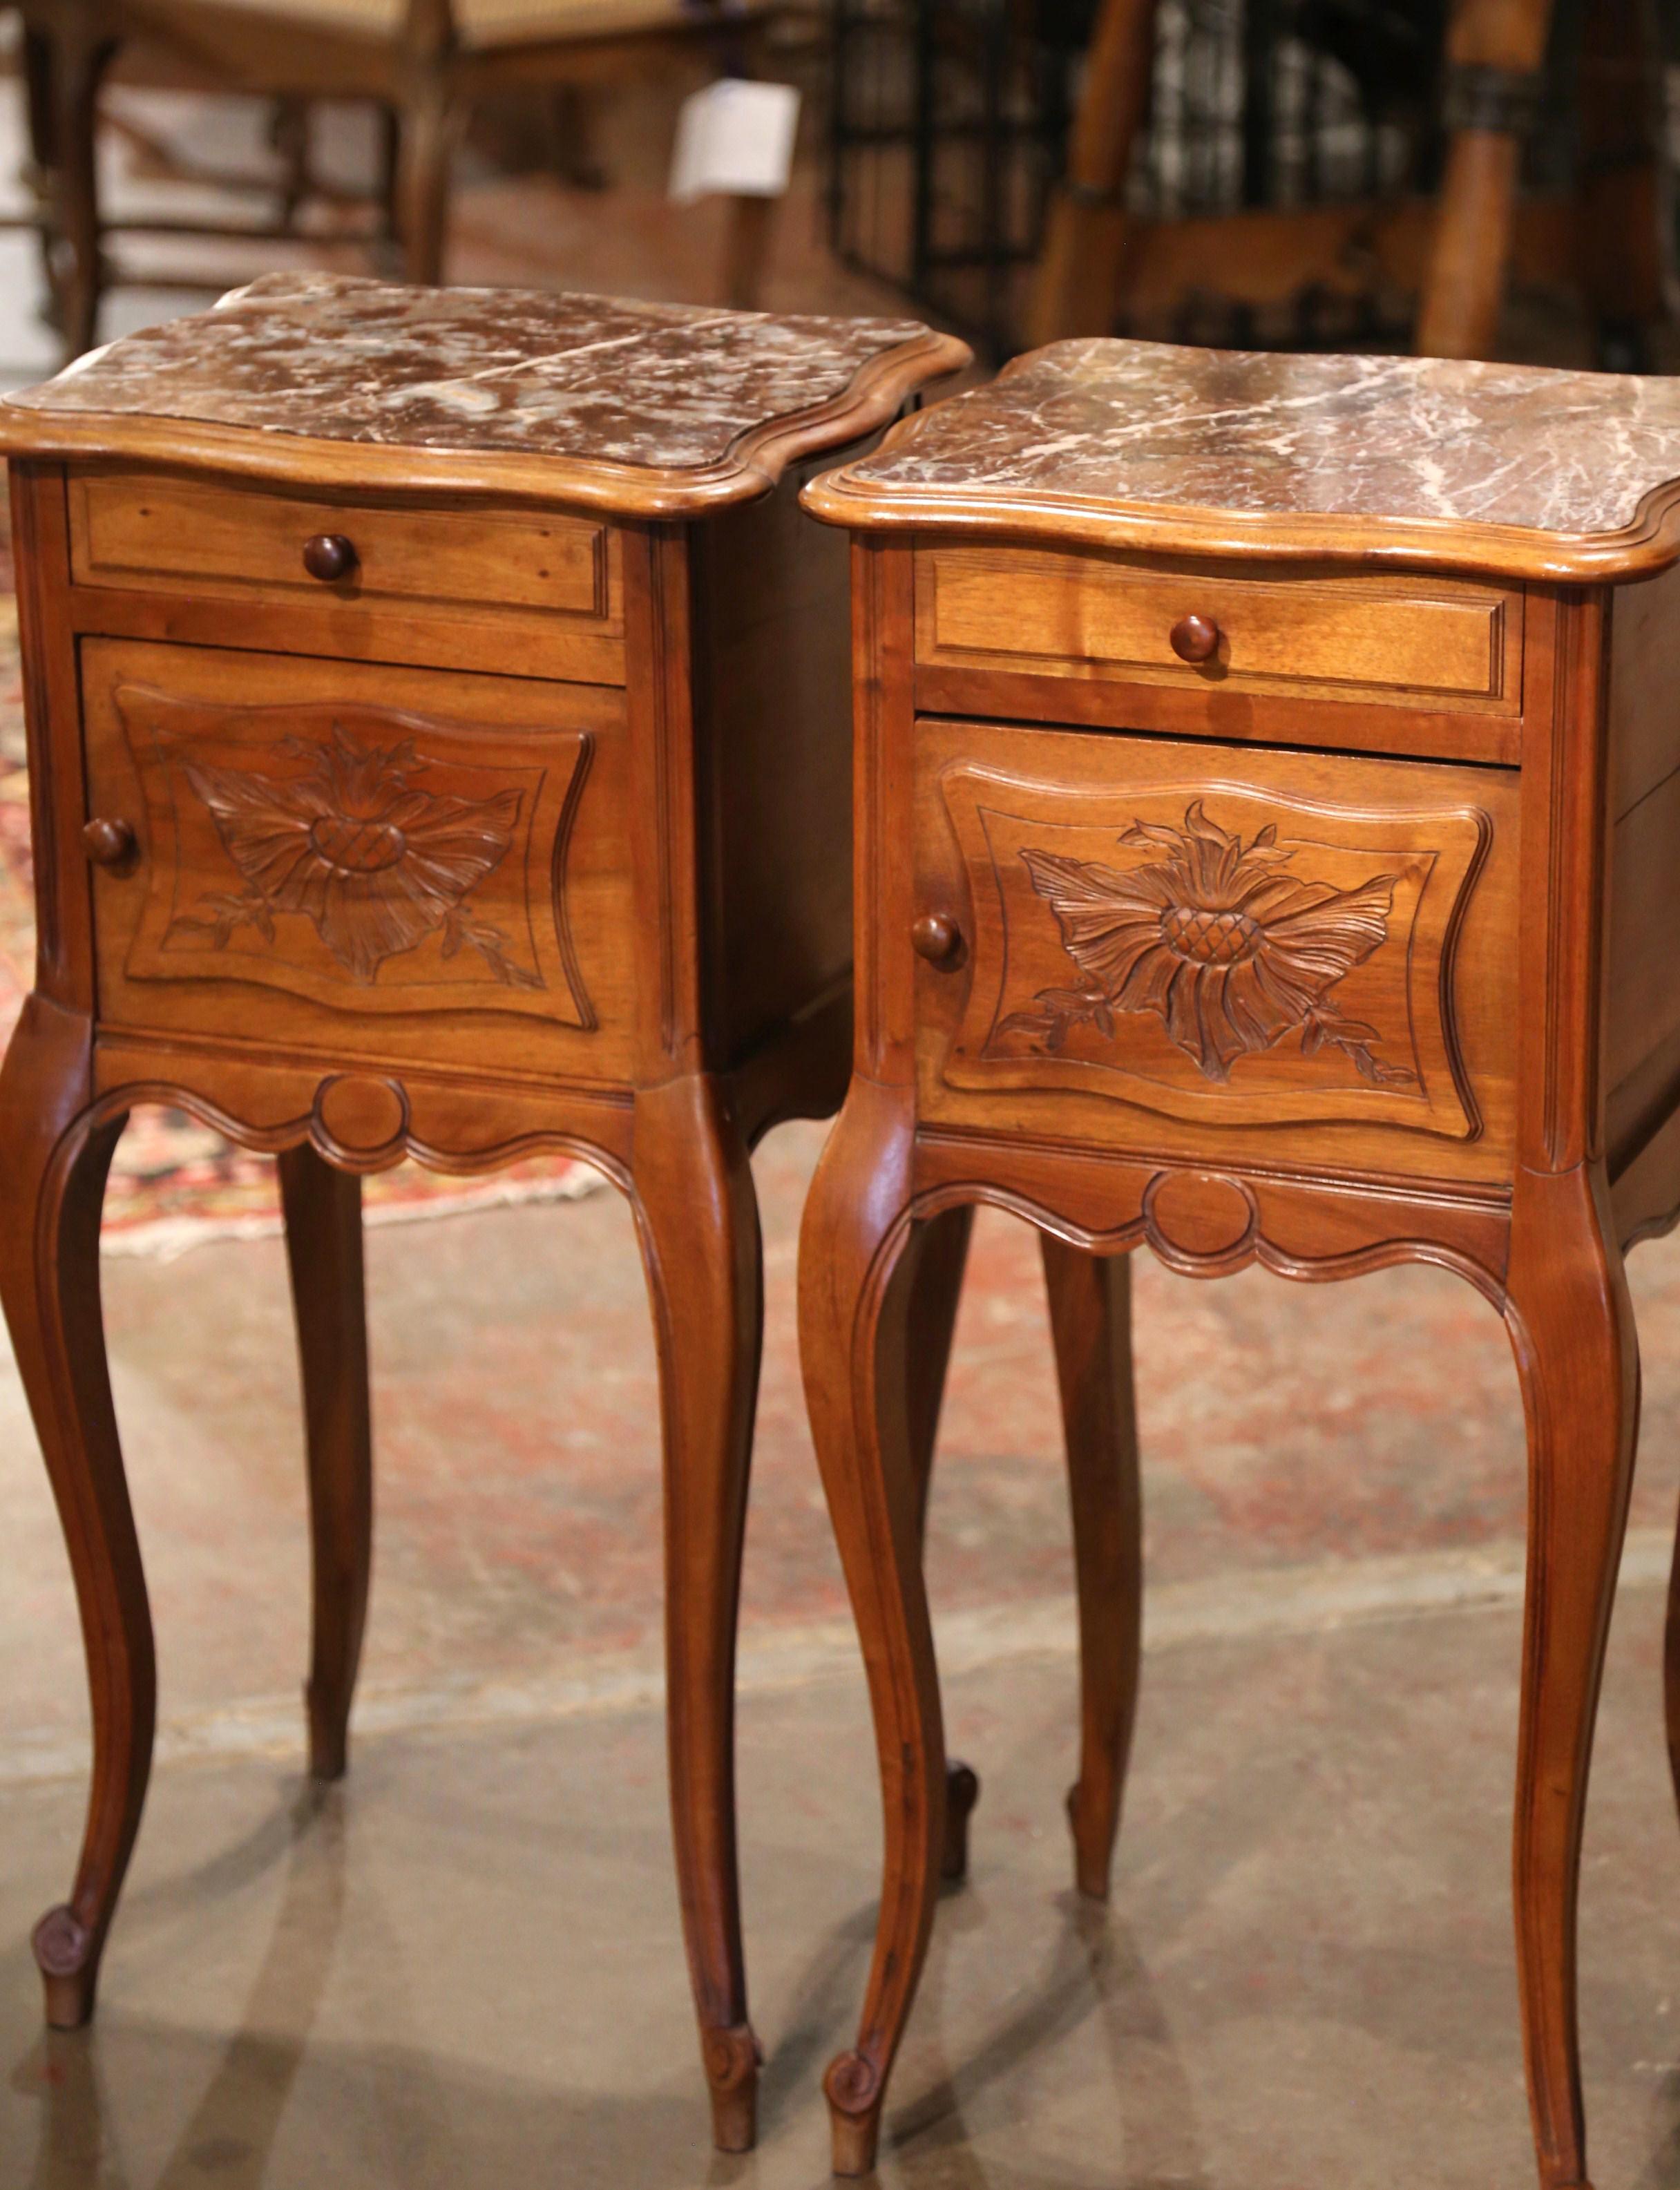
0,533,602,1257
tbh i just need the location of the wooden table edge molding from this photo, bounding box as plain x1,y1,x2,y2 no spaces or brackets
802,457,1680,584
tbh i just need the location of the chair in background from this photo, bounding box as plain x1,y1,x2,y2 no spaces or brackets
1029,0,1674,361
19,0,781,357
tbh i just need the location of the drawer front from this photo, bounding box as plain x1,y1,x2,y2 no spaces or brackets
915,544,1521,712
70,471,624,678
913,720,1520,1182
83,638,636,1082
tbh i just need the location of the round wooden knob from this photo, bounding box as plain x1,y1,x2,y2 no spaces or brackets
302,533,358,582
82,817,135,868
1169,613,1221,664
912,913,962,966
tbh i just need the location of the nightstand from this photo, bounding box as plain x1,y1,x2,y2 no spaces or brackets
0,271,966,2153
799,339,1680,2187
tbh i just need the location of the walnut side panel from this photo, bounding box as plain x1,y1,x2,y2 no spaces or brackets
1604,565,1680,1174
691,461,855,1071
1606,763,1680,1170
1608,558,1680,819
10,465,95,1013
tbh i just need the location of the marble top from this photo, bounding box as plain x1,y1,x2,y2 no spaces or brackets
808,339,1680,575
1,273,954,506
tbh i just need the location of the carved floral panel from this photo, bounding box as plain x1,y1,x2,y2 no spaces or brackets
931,754,1495,1141
171,727,538,989
1000,800,1415,1089
108,687,598,1027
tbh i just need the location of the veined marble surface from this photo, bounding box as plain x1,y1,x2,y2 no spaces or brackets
840,339,1680,539
6,273,935,471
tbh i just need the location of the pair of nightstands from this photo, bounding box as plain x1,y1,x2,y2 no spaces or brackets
10,283,1680,2190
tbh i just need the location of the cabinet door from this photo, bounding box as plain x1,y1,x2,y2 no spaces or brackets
82,638,637,1084
913,719,1520,1183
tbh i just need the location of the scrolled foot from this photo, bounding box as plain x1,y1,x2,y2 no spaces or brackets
825,2049,884,2175
32,1905,96,2030
1065,1778,1116,1901
941,1760,980,1885
704,2021,762,2153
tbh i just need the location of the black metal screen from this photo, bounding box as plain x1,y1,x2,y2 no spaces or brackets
824,0,1584,358
1137,1,1444,220
827,0,1068,358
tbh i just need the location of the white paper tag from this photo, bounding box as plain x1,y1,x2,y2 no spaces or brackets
669,79,800,203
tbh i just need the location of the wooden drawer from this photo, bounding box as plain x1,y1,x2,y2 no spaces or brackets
68,470,625,681
81,638,637,1083
912,718,1521,1184
915,543,1521,714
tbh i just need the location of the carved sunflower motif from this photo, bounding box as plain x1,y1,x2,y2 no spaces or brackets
997,800,1415,1087
167,725,540,988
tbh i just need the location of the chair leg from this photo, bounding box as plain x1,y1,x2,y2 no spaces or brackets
21,21,59,299
1505,1164,1639,2190
899,1205,980,1885
1417,0,1558,359
1025,0,1160,347
278,1145,372,1785
0,1000,153,2031
269,96,313,234
377,104,402,242
722,194,776,312
548,85,605,189
1665,1496,1680,1827
1576,0,1670,371
1041,1237,1141,1903
397,76,454,285
46,3,115,359
800,1080,947,2178
633,1075,763,2155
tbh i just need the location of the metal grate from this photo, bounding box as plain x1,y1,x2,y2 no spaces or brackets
826,0,1069,357
825,0,1489,356
1137,1,1444,221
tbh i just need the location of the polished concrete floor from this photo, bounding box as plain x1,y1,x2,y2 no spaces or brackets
7,1598,1680,2189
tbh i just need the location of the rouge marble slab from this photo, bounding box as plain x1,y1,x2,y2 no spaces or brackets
803,338,1680,581
0,274,968,515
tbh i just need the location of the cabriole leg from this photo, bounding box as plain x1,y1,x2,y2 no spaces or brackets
0,999,152,2028
278,1145,372,1784
900,1203,982,1883
1663,1505,1680,1824
1505,1164,1639,2190
799,1081,947,2177
633,1074,763,2153
1042,1237,1142,1902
